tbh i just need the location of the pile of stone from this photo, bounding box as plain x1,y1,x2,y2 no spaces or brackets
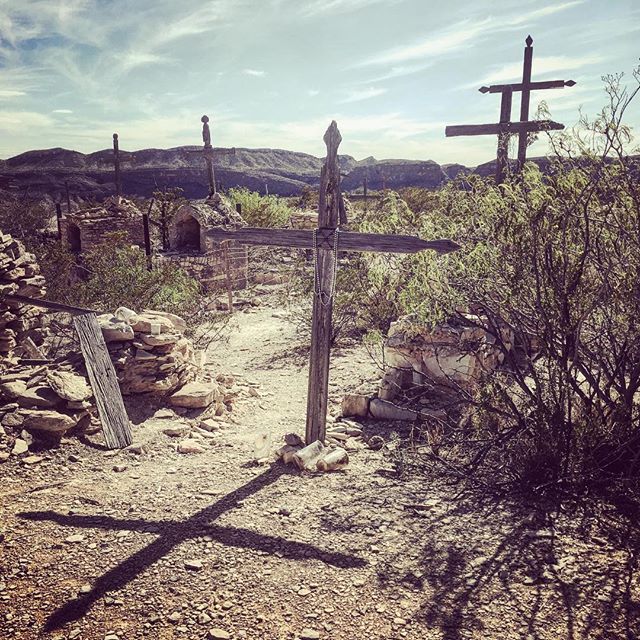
276,433,351,472
378,313,513,401
0,231,47,361
97,307,209,397
0,364,96,460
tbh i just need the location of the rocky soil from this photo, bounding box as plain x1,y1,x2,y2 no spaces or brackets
0,289,638,640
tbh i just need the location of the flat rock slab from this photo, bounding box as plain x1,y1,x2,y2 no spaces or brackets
19,409,76,433
170,382,220,409
47,370,92,402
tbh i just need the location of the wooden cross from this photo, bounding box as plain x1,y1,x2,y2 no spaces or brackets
208,121,460,444
188,114,236,196
445,35,576,183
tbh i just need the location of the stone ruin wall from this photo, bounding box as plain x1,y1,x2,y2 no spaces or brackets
59,215,146,253
0,232,48,360
152,244,248,293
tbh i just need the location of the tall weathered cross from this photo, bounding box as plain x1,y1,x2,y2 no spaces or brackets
445,35,576,183
191,114,236,196
209,121,460,444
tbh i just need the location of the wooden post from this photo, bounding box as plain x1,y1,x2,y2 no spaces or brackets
496,88,513,184
65,180,72,214
142,202,152,271
201,115,216,196
55,203,62,241
113,133,122,198
222,241,233,312
306,121,342,445
363,176,368,214
517,35,534,167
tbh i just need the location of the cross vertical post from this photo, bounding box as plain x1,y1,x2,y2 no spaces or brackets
55,203,62,240
517,35,534,167
201,115,216,196
496,88,513,184
113,133,122,198
65,181,71,214
306,121,342,444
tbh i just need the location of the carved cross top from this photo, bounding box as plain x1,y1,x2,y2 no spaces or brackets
208,121,459,444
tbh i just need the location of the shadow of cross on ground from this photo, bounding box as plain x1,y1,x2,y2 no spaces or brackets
20,464,367,633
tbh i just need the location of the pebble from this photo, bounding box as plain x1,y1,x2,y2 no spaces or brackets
65,534,85,544
168,611,182,623
300,630,320,640
208,629,231,639
298,588,311,596
79,584,92,594
112,465,127,473
11,439,28,455
184,559,203,571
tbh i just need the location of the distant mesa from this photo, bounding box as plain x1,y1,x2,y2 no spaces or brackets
0,144,578,200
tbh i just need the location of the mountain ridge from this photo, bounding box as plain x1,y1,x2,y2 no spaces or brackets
0,144,532,201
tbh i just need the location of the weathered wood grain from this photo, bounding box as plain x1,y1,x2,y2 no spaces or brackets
207,228,460,255
445,120,564,137
5,294,98,315
306,121,343,445
73,313,132,449
479,79,574,94
113,133,122,198
517,36,534,166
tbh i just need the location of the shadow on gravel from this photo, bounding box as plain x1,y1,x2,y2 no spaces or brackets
376,490,640,640
20,463,367,633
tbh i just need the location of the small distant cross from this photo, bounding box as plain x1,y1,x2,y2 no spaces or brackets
112,133,122,198
445,36,576,183
188,115,236,196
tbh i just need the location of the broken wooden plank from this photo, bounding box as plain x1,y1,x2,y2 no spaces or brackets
5,294,98,315
73,313,132,449
208,228,460,255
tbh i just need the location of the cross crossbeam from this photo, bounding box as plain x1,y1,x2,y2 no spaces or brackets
445,120,564,137
208,227,460,255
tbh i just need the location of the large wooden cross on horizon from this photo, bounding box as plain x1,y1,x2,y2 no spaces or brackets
209,121,460,445
445,35,576,183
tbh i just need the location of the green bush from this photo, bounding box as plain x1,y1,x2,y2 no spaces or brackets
72,232,200,314
228,187,294,227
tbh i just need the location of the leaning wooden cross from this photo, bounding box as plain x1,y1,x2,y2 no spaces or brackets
209,121,460,444
445,35,576,183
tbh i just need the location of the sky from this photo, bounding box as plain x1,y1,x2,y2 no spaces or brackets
0,0,638,165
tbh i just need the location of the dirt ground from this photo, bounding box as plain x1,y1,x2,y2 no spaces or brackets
1,288,638,640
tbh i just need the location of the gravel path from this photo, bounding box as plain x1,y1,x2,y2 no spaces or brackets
0,297,637,640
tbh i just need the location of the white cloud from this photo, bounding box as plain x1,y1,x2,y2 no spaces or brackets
477,55,604,85
340,87,387,103
0,110,53,131
0,90,26,99
357,1,585,68
52,109,74,114
120,51,171,72
243,68,266,77
298,0,401,18
307,89,320,97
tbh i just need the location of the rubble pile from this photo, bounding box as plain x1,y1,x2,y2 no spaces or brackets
379,314,513,401
0,231,47,360
0,362,96,460
97,307,220,402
